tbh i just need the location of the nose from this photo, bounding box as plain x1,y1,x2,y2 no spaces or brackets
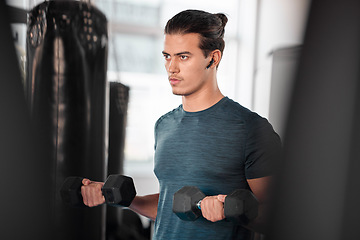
167,58,179,74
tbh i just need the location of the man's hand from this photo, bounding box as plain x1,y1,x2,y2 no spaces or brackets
200,194,227,222
80,178,105,207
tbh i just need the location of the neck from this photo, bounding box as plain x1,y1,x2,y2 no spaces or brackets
182,88,224,112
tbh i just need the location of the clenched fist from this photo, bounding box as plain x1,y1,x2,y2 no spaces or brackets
80,178,105,207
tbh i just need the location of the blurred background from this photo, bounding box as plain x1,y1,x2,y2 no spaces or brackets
4,0,360,240
3,0,309,239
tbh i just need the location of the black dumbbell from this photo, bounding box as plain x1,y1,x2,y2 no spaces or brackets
172,186,205,221
172,186,258,225
224,189,259,225
60,174,136,207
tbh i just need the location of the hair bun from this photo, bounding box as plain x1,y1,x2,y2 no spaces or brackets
216,13,228,28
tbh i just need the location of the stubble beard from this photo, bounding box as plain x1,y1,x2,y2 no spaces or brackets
171,87,193,97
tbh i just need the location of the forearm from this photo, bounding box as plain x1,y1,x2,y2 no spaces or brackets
129,193,159,221
244,202,270,234
246,176,273,234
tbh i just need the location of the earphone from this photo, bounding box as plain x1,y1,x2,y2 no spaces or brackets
206,58,214,69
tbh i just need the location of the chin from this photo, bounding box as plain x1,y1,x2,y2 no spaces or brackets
171,87,194,97
172,91,183,96
171,88,184,96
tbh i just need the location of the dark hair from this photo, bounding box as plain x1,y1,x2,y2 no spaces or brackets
164,9,228,57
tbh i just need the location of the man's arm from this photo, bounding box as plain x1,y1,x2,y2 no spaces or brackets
246,175,273,234
129,194,159,221
81,178,159,221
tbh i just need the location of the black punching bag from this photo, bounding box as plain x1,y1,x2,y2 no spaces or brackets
0,1,51,239
26,1,108,239
267,0,360,240
108,82,129,176
107,82,130,239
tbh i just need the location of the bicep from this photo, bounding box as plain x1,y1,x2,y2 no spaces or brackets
247,176,273,203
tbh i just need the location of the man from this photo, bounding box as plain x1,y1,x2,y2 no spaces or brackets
81,9,281,239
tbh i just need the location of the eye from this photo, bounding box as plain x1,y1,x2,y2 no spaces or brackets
180,55,189,60
163,54,171,60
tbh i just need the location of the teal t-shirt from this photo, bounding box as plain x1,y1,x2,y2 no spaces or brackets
153,97,281,240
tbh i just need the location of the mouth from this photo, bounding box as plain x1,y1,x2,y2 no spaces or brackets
169,77,181,85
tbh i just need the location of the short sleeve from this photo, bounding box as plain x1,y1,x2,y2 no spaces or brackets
244,114,282,179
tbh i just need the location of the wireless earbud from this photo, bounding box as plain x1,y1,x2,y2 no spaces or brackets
206,58,214,69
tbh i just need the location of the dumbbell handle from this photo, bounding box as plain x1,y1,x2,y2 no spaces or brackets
196,200,202,209
195,198,223,210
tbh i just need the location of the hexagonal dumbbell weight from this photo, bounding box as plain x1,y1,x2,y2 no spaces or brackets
60,174,136,207
172,186,258,225
172,186,206,221
60,176,84,207
224,189,259,225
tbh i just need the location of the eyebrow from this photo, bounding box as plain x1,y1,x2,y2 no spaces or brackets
162,51,193,56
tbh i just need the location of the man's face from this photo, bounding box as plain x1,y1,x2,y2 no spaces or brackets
162,33,212,96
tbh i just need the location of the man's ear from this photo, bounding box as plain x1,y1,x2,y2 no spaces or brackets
207,50,222,69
